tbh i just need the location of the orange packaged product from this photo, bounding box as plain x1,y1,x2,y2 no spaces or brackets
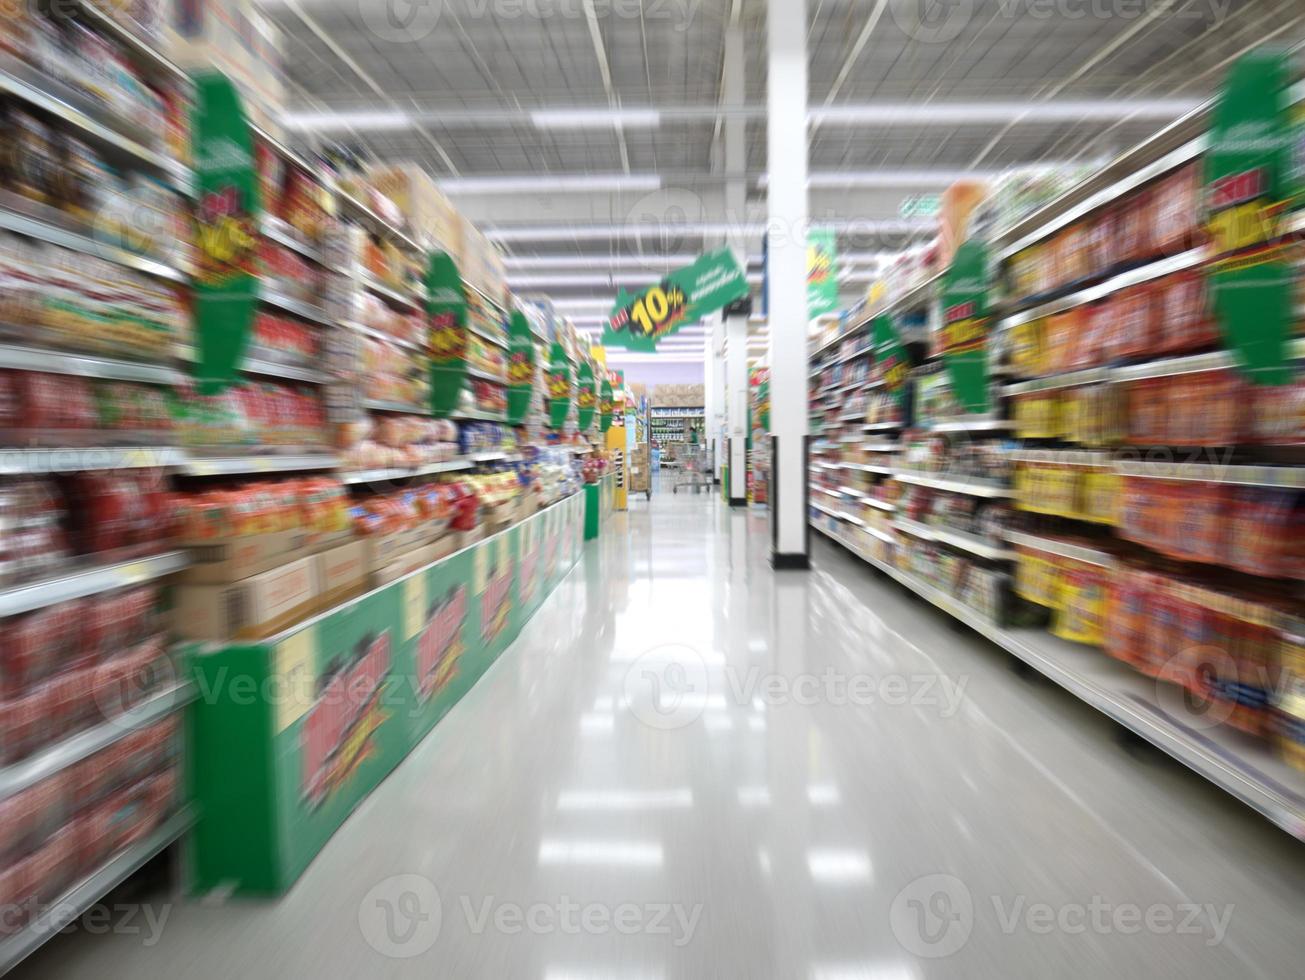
1111,284,1156,360
1141,579,1186,678
1061,223,1089,285
1103,565,1148,667
1086,206,1118,277
1115,189,1150,265
1153,165,1201,254
1079,303,1112,370
1200,369,1247,447
1043,312,1076,375
1252,374,1305,445
1125,378,1166,445
1157,271,1216,355
1174,482,1228,565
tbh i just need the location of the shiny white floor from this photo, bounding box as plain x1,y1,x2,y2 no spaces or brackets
24,495,1305,979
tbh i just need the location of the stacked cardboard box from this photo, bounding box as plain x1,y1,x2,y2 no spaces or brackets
460,218,508,306
174,531,368,641
165,0,287,139
652,384,706,408
366,164,464,259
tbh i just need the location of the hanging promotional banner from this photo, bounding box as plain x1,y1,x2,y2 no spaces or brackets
750,368,771,433
576,362,597,431
1205,49,1295,386
427,252,469,417
192,73,259,395
873,314,910,409
506,311,535,425
546,342,572,430
605,247,749,351
599,379,615,433
807,228,839,317
939,240,992,414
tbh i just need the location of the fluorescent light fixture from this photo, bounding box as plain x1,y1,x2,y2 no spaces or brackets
511,272,762,287
532,109,660,129
442,174,661,195
579,713,614,734
809,98,1200,127
556,789,694,811
807,784,841,806
603,352,709,363
537,839,664,867
281,109,412,133
487,220,931,242
807,849,873,884
506,253,701,269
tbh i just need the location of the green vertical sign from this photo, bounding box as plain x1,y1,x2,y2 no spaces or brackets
873,314,910,409
427,252,469,417
1205,49,1295,386
192,73,259,395
599,379,615,433
546,342,572,430
807,228,838,317
506,311,535,425
939,240,991,413
576,361,597,431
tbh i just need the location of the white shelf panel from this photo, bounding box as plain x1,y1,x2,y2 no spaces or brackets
843,462,894,476
0,550,188,617
0,205,190,283
0,446,186,475
1006,530,1116,567
0,344,183,385
180,454,340,477
812,519,1305,841
342,458,476,485
894,518,1015,560
892,470,1014,498
260,287,335,327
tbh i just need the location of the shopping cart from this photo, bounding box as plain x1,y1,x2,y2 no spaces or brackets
672,446,713,494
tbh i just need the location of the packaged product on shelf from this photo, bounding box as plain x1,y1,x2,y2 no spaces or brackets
0,585,168,765
258,242,323,304
176,381,329,453
1279,621,1305,771
1050,561,1107,646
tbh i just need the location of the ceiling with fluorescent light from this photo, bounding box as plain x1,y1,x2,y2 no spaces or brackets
266,0,1302,352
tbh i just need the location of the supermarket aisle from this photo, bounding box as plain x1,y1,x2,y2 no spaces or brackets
24,496,1305,979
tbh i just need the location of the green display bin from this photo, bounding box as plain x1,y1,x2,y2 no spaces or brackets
187,492,586,896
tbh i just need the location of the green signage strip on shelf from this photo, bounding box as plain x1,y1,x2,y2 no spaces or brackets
873,314,909,408
599,378,615,433
1205,48,1295,386
188,493,587,895
192,72,260,396
427,252,469,417
604,248,749,352
807,228,839,317
546,342,572,430
576,361,597,431
506,311,535,425
939,240,992,414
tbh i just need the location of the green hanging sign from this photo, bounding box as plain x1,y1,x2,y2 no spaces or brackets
939,240,991,414
605,247,749,352
873,314,910,409
192,73,259,395
546,342,572,430
506,311,535,425
427,252,469,417
1204,49,1295,386
599,379,615,433
576,362,597,431
807,228,839,317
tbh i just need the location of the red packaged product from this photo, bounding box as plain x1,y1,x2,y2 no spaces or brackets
0,601,85,698
24,821,80,906
1125,379,1166,445
1111,285,1156,360
0,860,30,936
0,775,66,863
1085,207,1118,277
1157,271,1216,355
1252,375,1305,445
1115,189,1152,265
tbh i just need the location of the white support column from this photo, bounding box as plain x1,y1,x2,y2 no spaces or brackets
705,312,726,482
726,310,749,503
722,15,749,506
767,0,810,565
